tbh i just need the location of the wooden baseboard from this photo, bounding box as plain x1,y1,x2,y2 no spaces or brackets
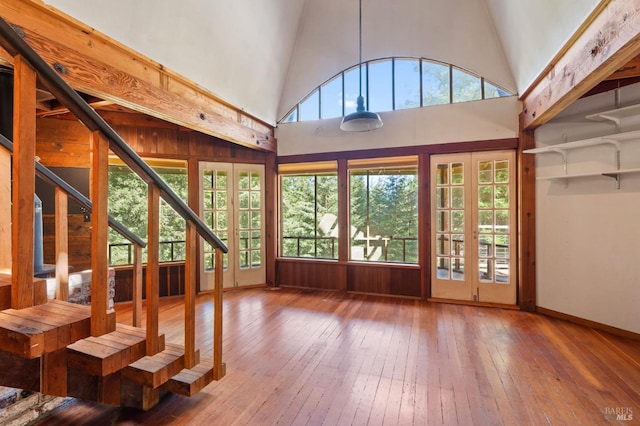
428,297,520,310
536,306,640,341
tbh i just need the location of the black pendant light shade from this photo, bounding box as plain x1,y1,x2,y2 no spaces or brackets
340,95,383,131
340,0,383,132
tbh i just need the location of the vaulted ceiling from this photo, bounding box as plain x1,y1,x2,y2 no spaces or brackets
44,0,604,125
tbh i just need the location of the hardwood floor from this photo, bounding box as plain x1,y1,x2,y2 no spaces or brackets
35,287,640,425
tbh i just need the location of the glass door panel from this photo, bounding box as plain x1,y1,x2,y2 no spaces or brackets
473,151,516,303
200,163,233,290
200,162,265,290
234,165,265,286
431,156,472,299
431,151,516,304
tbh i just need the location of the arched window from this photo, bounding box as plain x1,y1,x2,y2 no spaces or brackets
280,57,514,124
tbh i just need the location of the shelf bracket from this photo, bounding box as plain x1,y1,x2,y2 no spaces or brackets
600,139,621,169
602,172,621,189
596,114,622,126
548,148,568,176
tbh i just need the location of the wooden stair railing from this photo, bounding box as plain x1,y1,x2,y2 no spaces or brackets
0,133,146,317
0,14,227,407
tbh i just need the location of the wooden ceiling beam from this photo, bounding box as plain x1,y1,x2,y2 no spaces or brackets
521,0,640,130
0,0,275,152
37,100,114,118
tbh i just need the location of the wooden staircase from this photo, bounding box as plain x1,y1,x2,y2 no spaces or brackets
0,296,221,410
0,13,227,413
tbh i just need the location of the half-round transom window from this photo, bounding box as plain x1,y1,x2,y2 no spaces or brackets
279,57,514,124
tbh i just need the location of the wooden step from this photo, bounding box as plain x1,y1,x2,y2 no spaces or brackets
0,274,48,311
120,343,186,410
164,357,215,397
67,323,148,376
122,343,185,389
66,323,151,405
0,299,103,358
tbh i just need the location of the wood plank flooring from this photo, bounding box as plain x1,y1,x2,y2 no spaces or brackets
34,287,640,425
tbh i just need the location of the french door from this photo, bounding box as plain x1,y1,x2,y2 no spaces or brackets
431,151,516,304
199,162,265,290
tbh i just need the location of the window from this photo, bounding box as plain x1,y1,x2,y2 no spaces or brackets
299,90,320,121
394,58,421,109
452,67,482,103
279,57,514,124
344,65,366,116
321,74,344,119
422,60,450,106
108,159,187,265
279,162,339,259
368,60,393,113
349,157,418,263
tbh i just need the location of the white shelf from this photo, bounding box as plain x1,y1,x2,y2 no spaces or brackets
523,129,640,155
538,168,640,189
585,104,640,124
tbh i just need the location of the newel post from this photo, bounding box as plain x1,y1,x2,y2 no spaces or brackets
11,55,36,309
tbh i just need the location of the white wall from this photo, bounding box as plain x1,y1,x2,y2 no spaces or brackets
276,96,521,156
535,83,640,334
484,0,601,95
278,0,516,120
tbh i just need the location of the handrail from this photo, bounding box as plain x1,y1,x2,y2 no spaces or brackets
0,16,227,253
0,133,146,248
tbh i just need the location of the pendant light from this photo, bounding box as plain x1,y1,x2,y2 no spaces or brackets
340,0,383,132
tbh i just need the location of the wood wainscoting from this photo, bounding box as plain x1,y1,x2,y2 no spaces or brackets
114,263,186,303
276,258,421,298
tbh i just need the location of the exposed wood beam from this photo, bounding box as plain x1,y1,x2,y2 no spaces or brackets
521,0,640,130
0,0,275,152
605,52,640,80
37,99,114,118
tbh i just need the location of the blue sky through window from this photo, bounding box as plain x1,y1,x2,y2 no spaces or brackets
280,57,514,124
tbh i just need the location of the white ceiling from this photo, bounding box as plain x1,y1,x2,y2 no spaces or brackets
44,0,600,125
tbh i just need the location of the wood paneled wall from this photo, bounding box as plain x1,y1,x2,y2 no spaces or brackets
275,259,421,298
42,214,91,271
114,263,185,302
36,114,270,301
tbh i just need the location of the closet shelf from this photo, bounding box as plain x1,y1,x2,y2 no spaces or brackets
538,168,640,189
585,104,640,124
538,168,640,181
523,129,640,155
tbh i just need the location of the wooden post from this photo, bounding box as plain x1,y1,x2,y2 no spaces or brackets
90,130,110,335
518,123,537,312
418,153,431,299
146,184,160,355
0,145,10,272
184,221,196,369
132,243,143,327
55,188,69,301
212,248,225,379
11,55,36,309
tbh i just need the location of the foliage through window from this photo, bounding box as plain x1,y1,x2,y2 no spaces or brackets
279,162,338,259
108,161,187,266
349,158,419,264
280,57,514,124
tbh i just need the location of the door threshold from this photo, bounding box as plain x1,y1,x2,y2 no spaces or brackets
428,297,520,310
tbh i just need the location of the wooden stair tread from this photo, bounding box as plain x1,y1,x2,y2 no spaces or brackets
165,358,214,397
0,274,10,310
123,343,185,389
0,300,95,358
67,324,148,376
0,274,48,310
